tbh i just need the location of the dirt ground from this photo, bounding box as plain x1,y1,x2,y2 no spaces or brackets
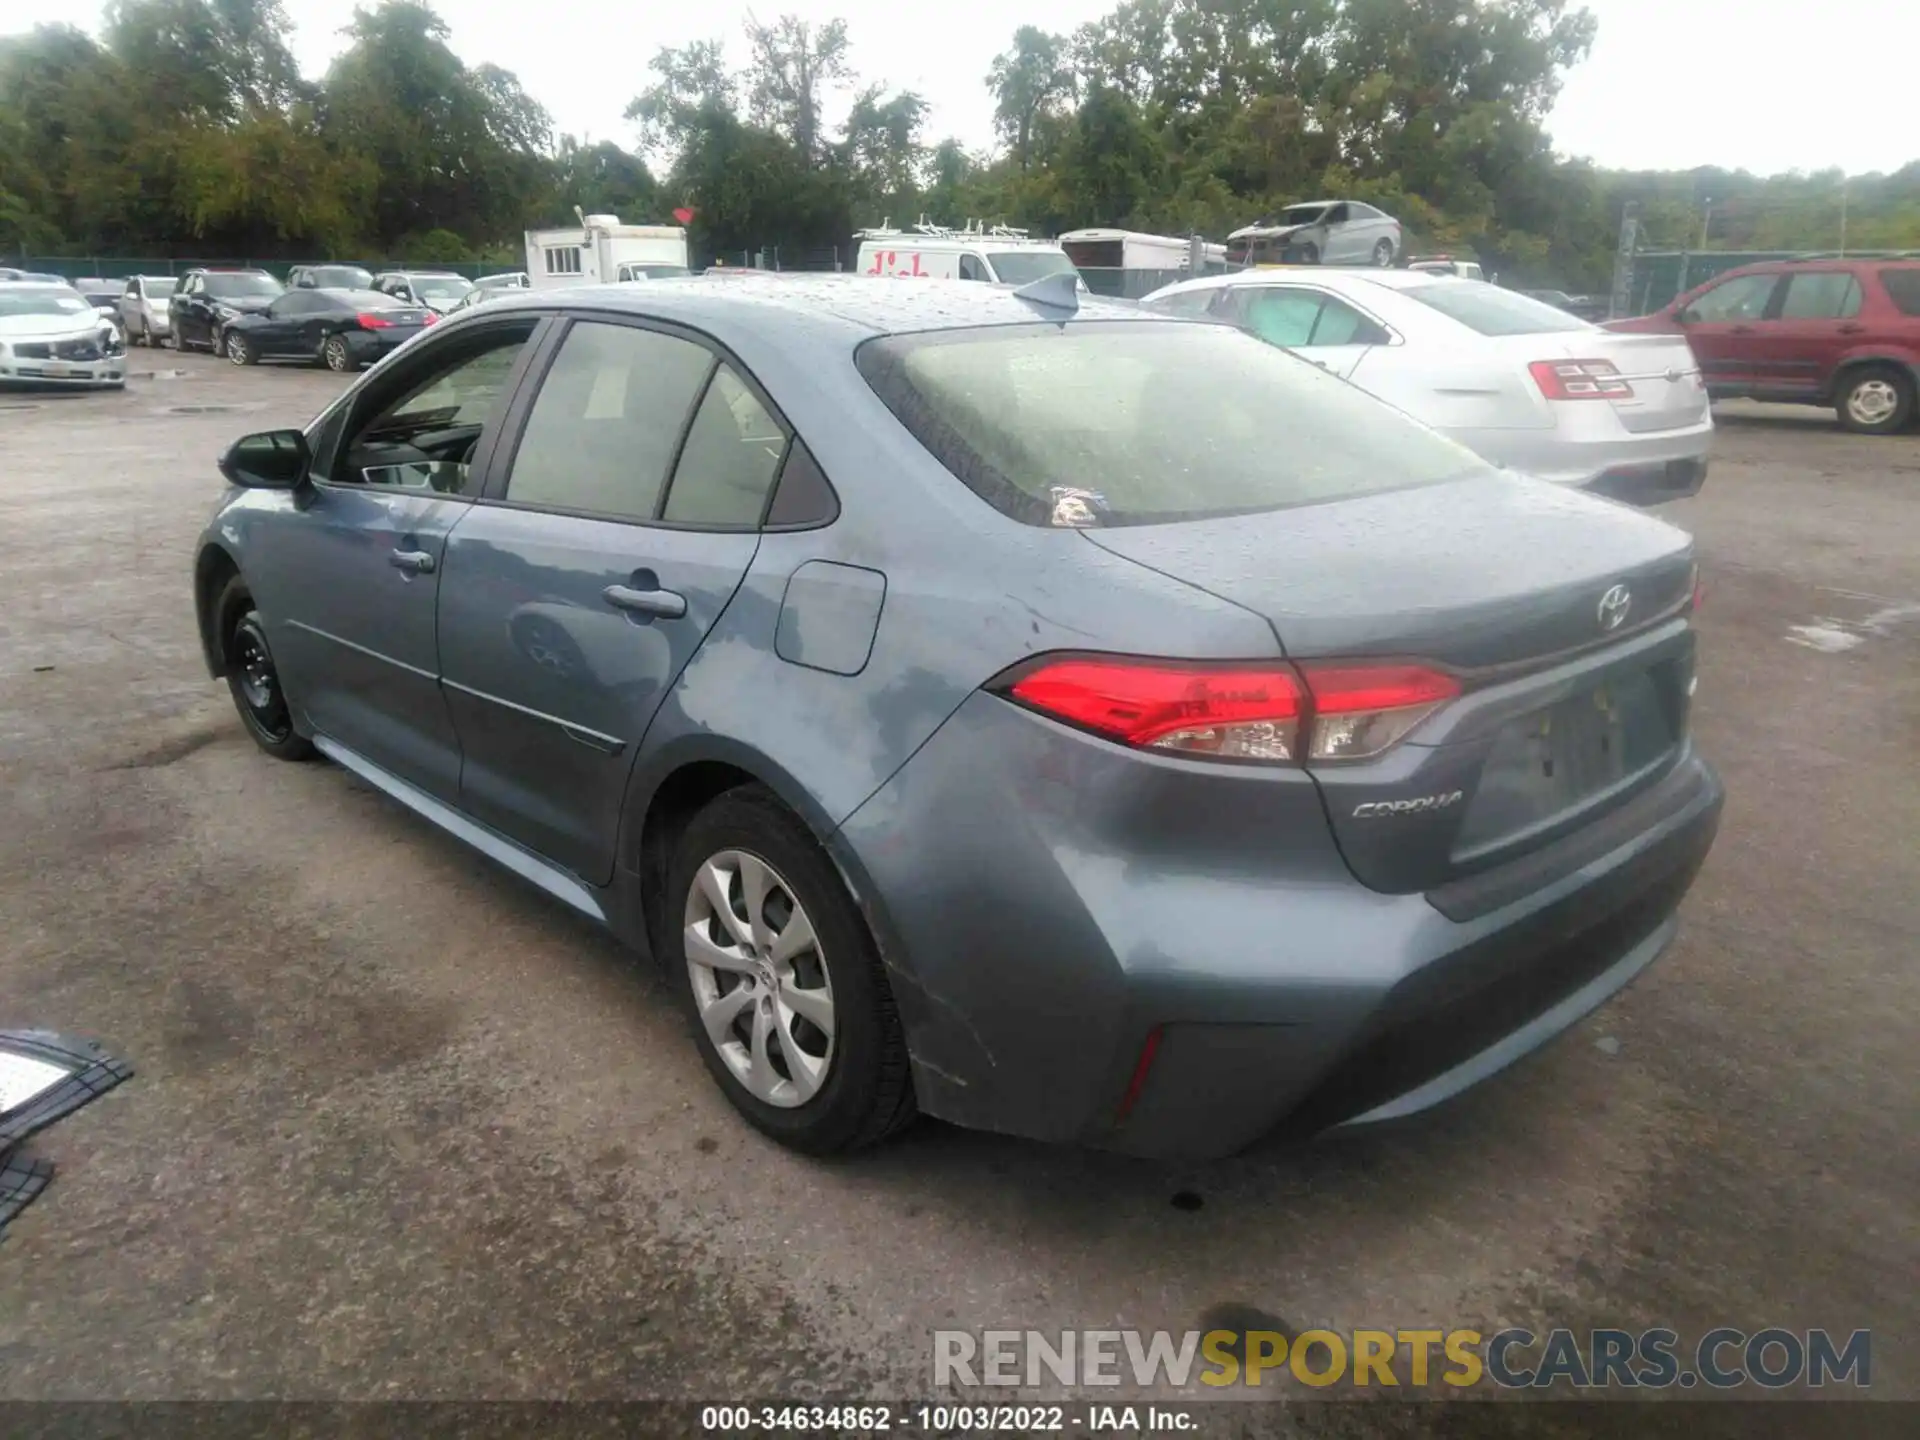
0,353,1913,1432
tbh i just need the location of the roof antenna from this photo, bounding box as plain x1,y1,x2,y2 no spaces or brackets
1010,271,1080,314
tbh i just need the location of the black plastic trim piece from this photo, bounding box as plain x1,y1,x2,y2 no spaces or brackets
0,1030,134,1152
0,1148,54,1243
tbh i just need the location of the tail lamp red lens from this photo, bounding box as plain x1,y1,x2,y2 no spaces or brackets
1003,658,1459,765
422,312,440,325
355,312,393,329
1529,358,1632,400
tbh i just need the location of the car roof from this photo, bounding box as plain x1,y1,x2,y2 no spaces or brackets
1154,268,1448,299
459,273,1161,344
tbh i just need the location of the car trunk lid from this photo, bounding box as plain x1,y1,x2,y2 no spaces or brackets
1490,329,1709,435
1082,474,1699,893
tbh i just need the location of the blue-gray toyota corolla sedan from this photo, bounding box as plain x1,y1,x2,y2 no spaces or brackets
193,274,1723,1160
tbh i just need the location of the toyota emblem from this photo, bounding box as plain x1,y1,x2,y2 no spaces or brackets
1597,584,1633,631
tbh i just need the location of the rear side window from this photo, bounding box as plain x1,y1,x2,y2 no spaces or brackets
505,321,713,522
856,321,1486,528
1778,272,1862,319
1401,282,1588,335
661,365,789,526
1879,269,1920,316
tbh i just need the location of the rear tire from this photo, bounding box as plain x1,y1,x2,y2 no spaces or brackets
1298,241,1321,265
666,786,915,1155
225,331,257,366
1835,364,1914,435
323,334,358,373
1372,238,1395,267
215,576,313,762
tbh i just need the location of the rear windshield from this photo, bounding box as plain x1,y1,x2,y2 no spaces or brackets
1879,269,1920,317
856,321,1487,527
986,251,1078,285
144,277,178,296
314,266,374,288
412,275,473,298
1402,282,1587,335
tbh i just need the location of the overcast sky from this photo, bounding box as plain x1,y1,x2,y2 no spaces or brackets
6,0,1915,178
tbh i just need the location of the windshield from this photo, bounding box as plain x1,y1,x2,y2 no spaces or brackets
143,277,178,297
986,251,1079,286
1403,282,1589,336
1281,205,1331,226
314,267,374,288
857,320,1486,527
0,287,92,319
204,273,283,298
413,276,473,298
620,264,690,280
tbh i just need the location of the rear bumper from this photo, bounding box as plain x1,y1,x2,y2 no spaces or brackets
1460,420,1713,498
1582,456,1707,505
835,692,1723,1161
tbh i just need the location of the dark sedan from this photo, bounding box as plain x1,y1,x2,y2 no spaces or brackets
169,268,285,352
221,288,437,371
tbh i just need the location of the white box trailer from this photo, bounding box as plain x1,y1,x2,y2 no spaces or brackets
1059,228,1225,272
524,212,691,289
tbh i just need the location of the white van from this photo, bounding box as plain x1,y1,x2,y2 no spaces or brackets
853,223,1083,287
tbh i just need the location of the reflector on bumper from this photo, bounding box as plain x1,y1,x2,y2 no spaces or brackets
0,1030,133,1151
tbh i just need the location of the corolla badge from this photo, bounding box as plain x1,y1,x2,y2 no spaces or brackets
1597,583,1633,632
1353,791,1463,819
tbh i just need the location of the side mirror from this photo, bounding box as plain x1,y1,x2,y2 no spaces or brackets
1674,308,1696,326
219,429,311,490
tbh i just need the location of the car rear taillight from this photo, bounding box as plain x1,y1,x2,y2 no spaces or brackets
422,312,440,324
1000,657,1460,765
1294,663,1461,761
356,312,393,330
1007,658,1306,761
1530,358,1632,400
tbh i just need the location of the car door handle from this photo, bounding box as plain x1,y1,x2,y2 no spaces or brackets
1730,325,1755,334
603,584,687,620
389,549,436,574
1838,323,1865,335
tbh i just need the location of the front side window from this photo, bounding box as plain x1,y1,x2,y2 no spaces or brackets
333,326,535,494
661,366,789,526
503,321,713,522
1682,273,1778,323
1778,272,1863,320
857,320,1486,528
958,255,991,283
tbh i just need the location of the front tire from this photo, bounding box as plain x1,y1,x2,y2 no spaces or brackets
216,577,313,761
667,787,915,1154
1297,241,1321,265
1372,238,1395,267
1836,364,1914,435
323,334,358,373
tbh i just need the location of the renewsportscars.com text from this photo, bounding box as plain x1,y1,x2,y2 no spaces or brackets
934,1327,1871,1391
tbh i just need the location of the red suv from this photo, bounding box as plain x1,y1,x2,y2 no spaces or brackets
1609,258,1920,435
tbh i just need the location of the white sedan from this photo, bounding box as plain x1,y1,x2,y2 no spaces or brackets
1142,269,1711,505
0,284,129,390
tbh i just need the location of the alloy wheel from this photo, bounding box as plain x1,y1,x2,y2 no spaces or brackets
1846,378,1900,429
324,336,351,372
683,849,834,1108
225,332,249,365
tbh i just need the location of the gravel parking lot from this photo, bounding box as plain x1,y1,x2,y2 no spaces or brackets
0,355,1914,1424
